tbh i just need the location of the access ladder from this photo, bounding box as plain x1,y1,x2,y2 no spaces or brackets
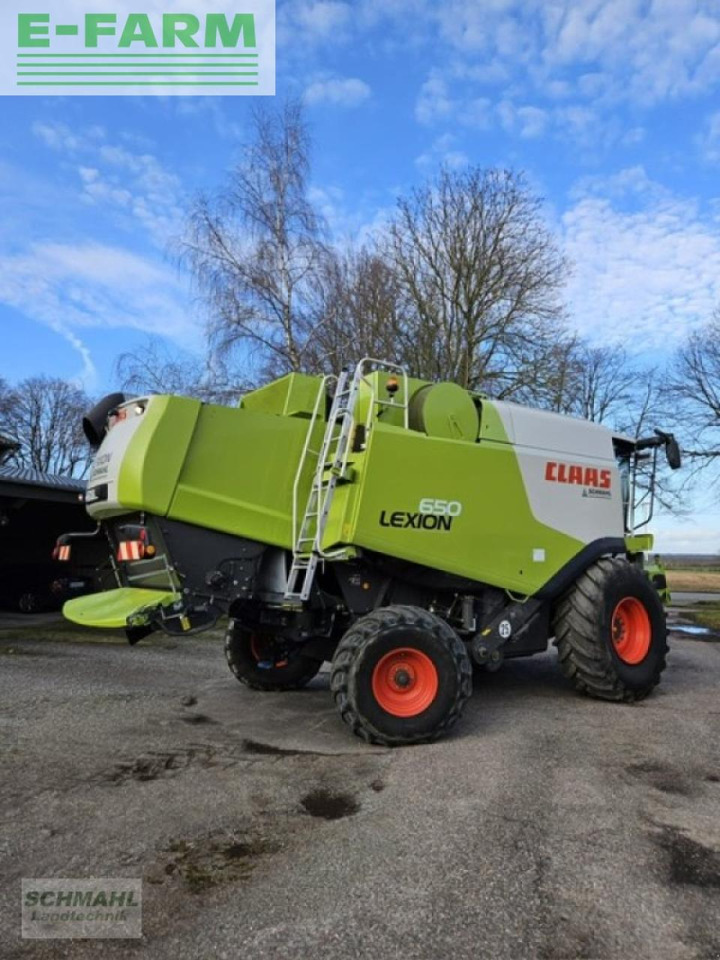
284,359,408,604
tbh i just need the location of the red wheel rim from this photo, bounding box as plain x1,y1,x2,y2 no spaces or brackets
249,634,288,668
611,597,651,664
371,647,439,717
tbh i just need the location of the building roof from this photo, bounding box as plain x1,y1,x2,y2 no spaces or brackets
0,465,85,503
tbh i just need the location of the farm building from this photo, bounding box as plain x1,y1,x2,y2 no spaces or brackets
0,439,101,612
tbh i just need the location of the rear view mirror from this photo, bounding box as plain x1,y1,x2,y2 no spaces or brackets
665,436,682,470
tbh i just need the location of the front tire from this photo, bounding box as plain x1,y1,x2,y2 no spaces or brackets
225,623,322,691
553,556,667,702
330,605,472,746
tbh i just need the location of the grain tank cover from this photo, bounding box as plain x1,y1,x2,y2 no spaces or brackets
408,383,479,441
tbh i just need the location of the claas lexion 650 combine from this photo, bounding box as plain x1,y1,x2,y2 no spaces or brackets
58,360,681,745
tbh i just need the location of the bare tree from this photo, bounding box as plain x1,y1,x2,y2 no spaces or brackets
302,249,409,372
512,333,580,412
669,314,720,465
572,344,637,424
0,378,18,467
524,340,635,423
182,100,328,381
382,167,568,392
3,377,91,477
115,336,248,405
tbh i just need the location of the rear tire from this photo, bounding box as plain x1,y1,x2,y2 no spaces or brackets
330,605,472,746
552,556,667,701
225,623,322,691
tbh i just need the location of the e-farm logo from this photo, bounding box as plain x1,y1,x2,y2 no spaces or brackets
1,2,275,96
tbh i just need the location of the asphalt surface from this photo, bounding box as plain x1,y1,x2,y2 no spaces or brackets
0,615,718,960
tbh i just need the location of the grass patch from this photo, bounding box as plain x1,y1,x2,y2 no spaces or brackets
666,570,720,594
686,602,720,632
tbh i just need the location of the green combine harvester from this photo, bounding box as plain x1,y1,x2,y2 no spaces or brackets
59,360,681,745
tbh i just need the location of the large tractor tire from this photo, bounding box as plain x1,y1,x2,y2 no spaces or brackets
225,623,322,691
330,605,473,746
553,556,667,702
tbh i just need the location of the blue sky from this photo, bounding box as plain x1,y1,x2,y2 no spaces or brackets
1,0,720,551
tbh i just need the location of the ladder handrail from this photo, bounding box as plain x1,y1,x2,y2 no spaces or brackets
351,358,409,479
290,374,333,548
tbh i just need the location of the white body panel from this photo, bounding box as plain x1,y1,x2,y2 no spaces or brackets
493,401,625,545
85,397,152,519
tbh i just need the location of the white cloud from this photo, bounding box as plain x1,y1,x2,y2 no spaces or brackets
498,101,549,139
697,110,720,163
278,1,353,49
304,76,371,107
415,71,456,125
416,76,637,151
173,98,244,141
296,0,352,37
563,169,720,347
306,183,395,246
621,126,645,146
440,0,720,106
0,126,198,384
415,133,469,170
281,1,720,149
32,121,184,248
280,0,720,111
32,122,81,153
0,241,198,389
653,521,720,555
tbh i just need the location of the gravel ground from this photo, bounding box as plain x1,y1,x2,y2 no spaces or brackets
0,613,718,960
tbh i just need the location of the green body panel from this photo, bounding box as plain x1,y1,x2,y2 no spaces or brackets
408,382,480,441
64,587,178,629
478,401,514,443
168,400,322,546
645,558,671,604
323,405,583,595
355,372,428,430
239,372,325,418
117,395,201,515
625,534,654,553
92,373,326,550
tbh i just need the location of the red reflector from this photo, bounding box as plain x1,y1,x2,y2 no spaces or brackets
117,541,145,562
57,545,71,562
109,409,128,429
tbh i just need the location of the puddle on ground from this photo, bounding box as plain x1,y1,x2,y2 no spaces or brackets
672,625,711,636
653,825,720,889
301,789,359,820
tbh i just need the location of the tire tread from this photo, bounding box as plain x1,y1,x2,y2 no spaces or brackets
552,557,667,702
330,604,472,746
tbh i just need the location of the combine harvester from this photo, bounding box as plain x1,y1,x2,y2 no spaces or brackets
59,360,681,745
